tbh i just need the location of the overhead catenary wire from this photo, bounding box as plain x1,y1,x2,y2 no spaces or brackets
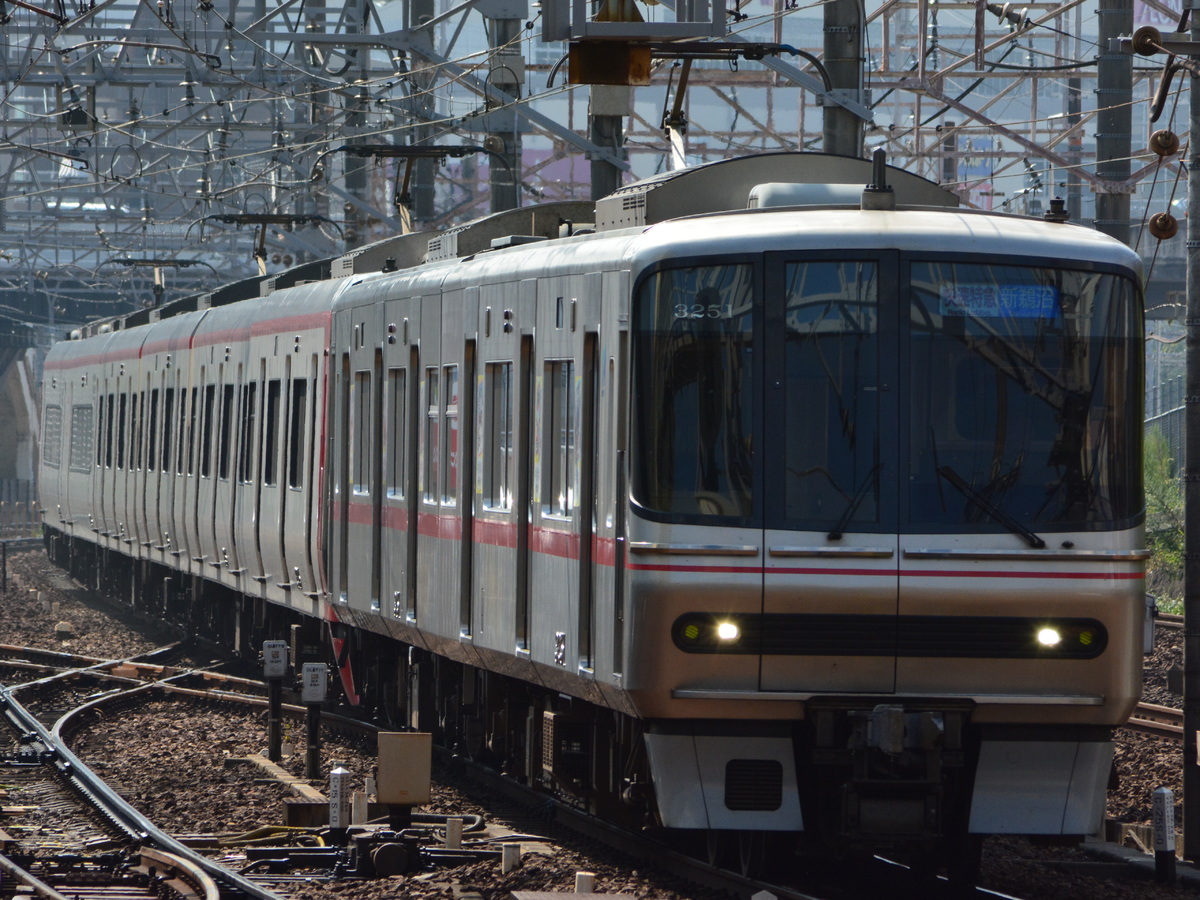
0,0,1185,281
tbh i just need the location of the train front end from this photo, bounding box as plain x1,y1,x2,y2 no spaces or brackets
623,206,1145,855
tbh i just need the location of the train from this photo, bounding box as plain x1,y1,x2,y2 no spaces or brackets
38,151,1147,877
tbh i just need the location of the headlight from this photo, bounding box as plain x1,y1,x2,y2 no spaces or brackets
672,614,748,652
1036,627,1062,647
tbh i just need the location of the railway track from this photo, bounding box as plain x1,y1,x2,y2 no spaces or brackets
1126,701,1183,741
33,650,1027,900
0,846,220,900
1156,612,1183,630
0,651,285,900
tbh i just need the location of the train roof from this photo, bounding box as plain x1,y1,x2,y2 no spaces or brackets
69,152,1135,339
631,204,1145,273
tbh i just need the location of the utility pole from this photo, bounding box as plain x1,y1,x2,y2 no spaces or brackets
1094,0,1132,243
406,0,438,223
1186,2,1200,861
1067,4,1084,222
485,10,525,212
1121,4,1200,859
1126,12,1200,862
589,86,627,200
822,0,864,157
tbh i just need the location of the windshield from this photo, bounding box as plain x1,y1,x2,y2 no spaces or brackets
906,260,1142,529
783,260,880,527
631,263,755,518
631,255,1142,532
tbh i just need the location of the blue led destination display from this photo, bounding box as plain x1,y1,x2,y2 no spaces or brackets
940,284,1060,318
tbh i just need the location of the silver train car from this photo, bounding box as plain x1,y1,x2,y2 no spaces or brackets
39,152,1146,871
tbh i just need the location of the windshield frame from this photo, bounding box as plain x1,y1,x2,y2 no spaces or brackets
901,250,1144,535
628,248,1144,534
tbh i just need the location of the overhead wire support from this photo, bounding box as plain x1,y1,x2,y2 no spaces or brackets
102,258,217,271
330,143,517,230
1123,5,1200,863
5,0,68,26
200,213,343,275
99,258,218,307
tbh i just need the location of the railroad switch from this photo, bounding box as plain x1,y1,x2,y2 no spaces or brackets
243,828,502,878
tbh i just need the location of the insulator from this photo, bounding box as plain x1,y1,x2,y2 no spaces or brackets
1150,129,1181,157
1149,212,1179,241
1133,25,1164,56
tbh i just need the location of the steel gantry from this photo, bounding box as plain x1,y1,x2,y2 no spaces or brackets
0,0,1190,320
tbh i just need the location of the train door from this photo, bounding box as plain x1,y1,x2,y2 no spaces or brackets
41,372,65,534
213,365,240,578
413,297,442,627
473,283,522,646
345,304,381,612
415,292,464,636
195,363,220,574
256,349,287,589
233,365,261,580
95,371,113,543
300,344,327,600
332,343,350,605
92,379,108,543
144,372,162,559
760,253,900,694
170,366,192,566
116,366,134,550
280,353,320,596
158,371,176,560
380,298,419,621
528,278,584,667
185,363,209,577
132,372,150,555
578,327,599,669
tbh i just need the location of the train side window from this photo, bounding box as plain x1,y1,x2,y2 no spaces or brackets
116,393,127,470
264,379,281,486
137,392,147,470
423,367,439,505
43,405,63,469
200,384,216,477
131,393,142,470
95,395,104,468
443,364,458,507
162,388,175,474
484,362,513,511
105,393,115,468
542,359,575,519
386,368,406,499
288,377,308,489
218,384,235,480
183,387,197,476
147,389,159,472
70,405,93,474
239,383,257,483
353,370,371,494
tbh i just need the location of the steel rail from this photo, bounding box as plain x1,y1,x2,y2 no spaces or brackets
0,684,287,900
1157,612,1184,630
53,677,818,899
0,849,75,900
1126,700,1184,741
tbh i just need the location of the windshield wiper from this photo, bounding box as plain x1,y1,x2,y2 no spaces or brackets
828,463,883,540
936,465,1045,549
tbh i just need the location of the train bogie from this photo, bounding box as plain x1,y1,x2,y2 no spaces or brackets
40,152,1147,864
